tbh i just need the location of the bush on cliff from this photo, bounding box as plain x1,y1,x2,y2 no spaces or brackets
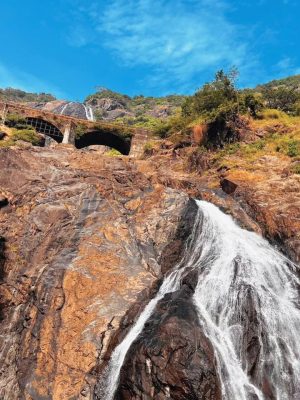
158,69,253,147
261,86,300,113
181,69,239,122
5,113,28,129
11,128,42,146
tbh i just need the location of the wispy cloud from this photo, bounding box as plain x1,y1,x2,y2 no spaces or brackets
273,57,300,79
0,63,67,98
67,0,255,92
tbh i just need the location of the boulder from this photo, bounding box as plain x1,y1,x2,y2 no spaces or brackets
220,178,238,195
111,278,222,400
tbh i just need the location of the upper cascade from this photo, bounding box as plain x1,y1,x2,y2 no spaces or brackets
28,100,95,121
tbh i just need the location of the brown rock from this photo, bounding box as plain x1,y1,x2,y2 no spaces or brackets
220,178,238,194
192,124,208,145
109,278,222,400
0,146,189,399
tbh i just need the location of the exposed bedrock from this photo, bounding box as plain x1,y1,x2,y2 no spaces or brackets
112,269,222,400
0,146,191,399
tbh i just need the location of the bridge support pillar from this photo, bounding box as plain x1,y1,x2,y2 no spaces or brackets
62,123,75,145
1,103,8,124
129,128,149,158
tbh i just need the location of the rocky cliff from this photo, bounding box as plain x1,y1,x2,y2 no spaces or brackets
0,145,198,399
0,123,299,399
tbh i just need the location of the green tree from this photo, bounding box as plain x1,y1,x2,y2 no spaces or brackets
261,86,300,113
181,69,239,121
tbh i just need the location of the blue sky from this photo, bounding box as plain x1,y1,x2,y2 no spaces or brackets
0,0,299,101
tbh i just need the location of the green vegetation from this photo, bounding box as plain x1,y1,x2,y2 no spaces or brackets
145,70,300,149
291,162,300,174
4,113,28,128
0,88,56,103
276,138,300,158
74,123,87,138
0,112,42,147
256,109,286,120
158,69,246,147
106,148,122,156
0,128,41,147
11,128,41,145
143,141,156,156
85,88,130,106
85,88,186,127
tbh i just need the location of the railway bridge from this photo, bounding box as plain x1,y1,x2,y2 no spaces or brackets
0,101,148,156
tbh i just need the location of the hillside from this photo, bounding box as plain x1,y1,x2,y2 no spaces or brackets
1,72,300,399
256,74,300,91
0,88,56,103
84,88,186,127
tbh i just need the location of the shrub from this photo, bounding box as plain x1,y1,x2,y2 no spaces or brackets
11,128,41,145
242,92,264,117
106,148,122,156
182,69,239,121
5,113,28,128
291,163,300,174
294,102,300,116
74,123,86,138
143,141,156,156
275,139,300,158
261,86,300,113
287,141,300,157
154,114,191,139
256,109,287,120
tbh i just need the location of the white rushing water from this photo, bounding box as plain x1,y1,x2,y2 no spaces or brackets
60,101,72,115
84,104,94,121
99,200,300,400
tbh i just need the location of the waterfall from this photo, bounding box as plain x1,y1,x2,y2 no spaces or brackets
98,200,300,400
193,201,300,400
60,101,72,115
83,104,94,121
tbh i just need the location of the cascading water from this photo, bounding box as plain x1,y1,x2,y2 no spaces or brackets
60,101,72,115
84,104,94,121
99,200,300,400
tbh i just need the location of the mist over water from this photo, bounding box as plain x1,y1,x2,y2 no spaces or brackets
98,200,300,400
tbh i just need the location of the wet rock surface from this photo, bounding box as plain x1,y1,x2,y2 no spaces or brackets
0,146,189,399
0,139,299,400
112,272,222,400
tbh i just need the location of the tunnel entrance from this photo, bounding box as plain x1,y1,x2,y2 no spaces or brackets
25,117,63,143
75,130,131,155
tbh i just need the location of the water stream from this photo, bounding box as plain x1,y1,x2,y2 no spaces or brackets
99,200,300,400
84,104,94,121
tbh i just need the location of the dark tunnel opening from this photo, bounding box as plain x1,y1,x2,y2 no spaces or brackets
25,117,63,143
75,130,131,155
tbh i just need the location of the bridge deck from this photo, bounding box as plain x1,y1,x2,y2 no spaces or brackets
0,100,134,133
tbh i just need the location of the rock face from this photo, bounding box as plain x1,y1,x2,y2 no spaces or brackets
112,274,222,400
86,97,134,121
29,100,94,120
0,146,193,399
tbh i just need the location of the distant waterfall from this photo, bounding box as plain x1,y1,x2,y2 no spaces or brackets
60,102,72,115
83,104,94,121
98,200,300,400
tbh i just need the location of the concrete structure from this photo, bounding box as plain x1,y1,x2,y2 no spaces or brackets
0,101,149,156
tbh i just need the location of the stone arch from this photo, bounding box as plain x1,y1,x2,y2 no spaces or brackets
25,117,63,143
75,130,131,155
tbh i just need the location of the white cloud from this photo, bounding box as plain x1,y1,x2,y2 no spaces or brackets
276,57,293,71
274,57,300,78
69,0,254,92
0,63,67,98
